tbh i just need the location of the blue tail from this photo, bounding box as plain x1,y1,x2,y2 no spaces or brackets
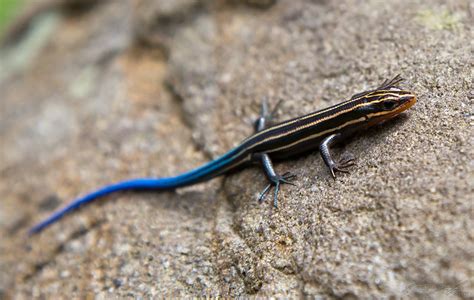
29,147,243,235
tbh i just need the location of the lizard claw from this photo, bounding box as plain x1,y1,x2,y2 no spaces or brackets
328,157,355,179
258,172,297,207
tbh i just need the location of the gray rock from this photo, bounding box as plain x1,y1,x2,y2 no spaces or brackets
1,0,472,298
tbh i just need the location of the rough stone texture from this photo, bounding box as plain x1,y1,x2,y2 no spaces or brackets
1,0,472,298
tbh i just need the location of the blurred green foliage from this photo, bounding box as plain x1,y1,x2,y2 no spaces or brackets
0,0,24,35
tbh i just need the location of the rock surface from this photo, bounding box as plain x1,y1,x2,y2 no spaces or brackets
0,0,472,298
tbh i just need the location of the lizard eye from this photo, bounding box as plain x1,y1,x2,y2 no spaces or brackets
382,100,397,110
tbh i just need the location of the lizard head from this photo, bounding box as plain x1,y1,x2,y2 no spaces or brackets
356,75,417,125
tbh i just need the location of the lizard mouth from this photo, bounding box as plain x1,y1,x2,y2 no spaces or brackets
399,94,417,110
388,94,417,117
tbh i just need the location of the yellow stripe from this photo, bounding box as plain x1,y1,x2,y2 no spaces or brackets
245,96,399,151
241,91,401,144
241,95,360,143
213,155,251,177
266,117,366,154
220,93,407,167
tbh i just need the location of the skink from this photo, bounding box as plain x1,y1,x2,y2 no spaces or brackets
29,75,416,234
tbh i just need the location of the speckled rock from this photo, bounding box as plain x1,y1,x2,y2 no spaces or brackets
1,0,472,298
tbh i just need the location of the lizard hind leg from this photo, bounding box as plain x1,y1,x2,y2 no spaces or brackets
253,98,296,207
258,171,297,207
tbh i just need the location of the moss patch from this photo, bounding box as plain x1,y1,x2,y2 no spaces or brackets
0,0,24,36
416,9,461,30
